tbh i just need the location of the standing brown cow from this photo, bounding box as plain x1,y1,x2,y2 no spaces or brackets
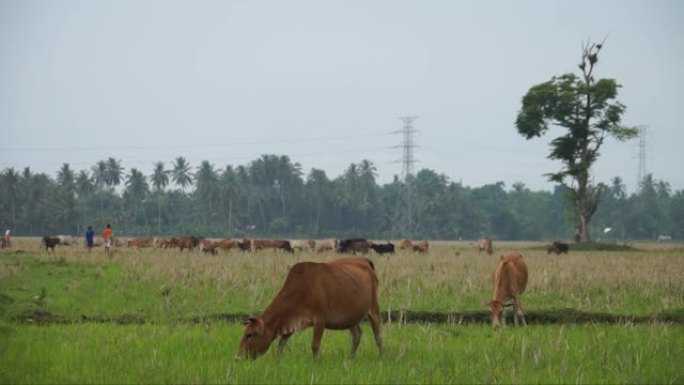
486,253,528,327
236,257,383,360
397,239,413,250
475,239,494,255
412,240,429,253
252,239,294,253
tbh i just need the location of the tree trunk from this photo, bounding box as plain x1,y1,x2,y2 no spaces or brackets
157,198,162,235
228,200,233,235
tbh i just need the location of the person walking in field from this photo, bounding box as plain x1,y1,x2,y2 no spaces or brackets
3,229,11,248
85,226,94,252
103,224,113,256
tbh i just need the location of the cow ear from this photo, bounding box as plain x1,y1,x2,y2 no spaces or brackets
254,318,265,335
245,316,265,335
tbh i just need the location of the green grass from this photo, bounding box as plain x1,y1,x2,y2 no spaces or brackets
1,241,683,383
1,322,681,384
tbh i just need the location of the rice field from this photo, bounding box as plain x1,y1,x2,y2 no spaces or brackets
1,237,683,383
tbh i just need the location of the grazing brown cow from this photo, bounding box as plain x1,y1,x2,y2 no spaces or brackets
175,236,203,252
201,240,219,255
412,240,429,253
213,239,239,252
475,239,494,255
397,239,413,250
252,239,294,253
157,238,176,249
486,253,528,327
127,237,154,249
236,257,382,360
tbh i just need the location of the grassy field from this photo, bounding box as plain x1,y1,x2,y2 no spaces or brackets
1,238,683,383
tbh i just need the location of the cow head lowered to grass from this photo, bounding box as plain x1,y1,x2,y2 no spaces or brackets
236,257,383,360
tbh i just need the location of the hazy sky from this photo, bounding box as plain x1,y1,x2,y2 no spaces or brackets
1,0,682,193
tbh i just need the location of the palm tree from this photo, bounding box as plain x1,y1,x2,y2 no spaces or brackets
220,166,242,234
1,168,20,226
125,168,150,232
56,163,75,195
306,168,329,235
275,155,302,217
75,170,94,197
151,162,170,191
656,180,671,200
105,158,124,188
195,160,220,227
611,176,626,200
150,161,170,234
171,156,193,191
92,160,107,189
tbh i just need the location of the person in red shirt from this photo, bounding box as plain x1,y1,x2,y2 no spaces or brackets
103,224,113,256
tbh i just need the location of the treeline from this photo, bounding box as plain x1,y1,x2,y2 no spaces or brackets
1,155,681,241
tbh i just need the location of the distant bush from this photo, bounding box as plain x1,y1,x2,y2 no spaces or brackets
530,242,638,252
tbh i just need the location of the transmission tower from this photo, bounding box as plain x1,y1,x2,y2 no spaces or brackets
636,125,648,191
392,116,418,239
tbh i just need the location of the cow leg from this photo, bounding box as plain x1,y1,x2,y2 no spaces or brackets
277,334,292,354
368,305,383,355
311,319,325,359
349,324,362,358
514,296,526,326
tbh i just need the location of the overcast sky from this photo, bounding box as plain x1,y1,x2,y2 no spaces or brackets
1,0,682,193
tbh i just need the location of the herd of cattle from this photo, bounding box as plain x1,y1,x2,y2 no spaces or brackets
31,233,574,359
38,235,437,255
38,235,570,257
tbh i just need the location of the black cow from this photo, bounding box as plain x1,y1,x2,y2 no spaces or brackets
547,241,569,255
42,236,61,252
336,238,371,254
370,242,395,255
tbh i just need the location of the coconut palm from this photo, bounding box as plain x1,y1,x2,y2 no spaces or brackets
125,168,150,232
56,163,76,195
195,160,220,226
75,170,94,197
105,158,124,188
220,165,242,234
171,156,194,191
150,161,170,234
92,160,107,189
1,168,20,226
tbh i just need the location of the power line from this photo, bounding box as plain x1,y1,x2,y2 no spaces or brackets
0,132,393,152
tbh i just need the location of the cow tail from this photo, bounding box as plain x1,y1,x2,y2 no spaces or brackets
365,258,375,271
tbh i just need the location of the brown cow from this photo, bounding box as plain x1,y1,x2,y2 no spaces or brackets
236,257,382,359
213,239,239,252
397,239,413,250
486,253,528,327
127,237,154,249
412,240,429,253
475,239,493,255
201,240,219,255
252,239,294,253
175,236,203,252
